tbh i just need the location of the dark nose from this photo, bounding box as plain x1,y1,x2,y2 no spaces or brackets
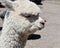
41,19,46,25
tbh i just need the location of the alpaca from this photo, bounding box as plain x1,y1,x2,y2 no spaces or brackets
0,0,45,48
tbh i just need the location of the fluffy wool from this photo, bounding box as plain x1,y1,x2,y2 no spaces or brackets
0,0,45,48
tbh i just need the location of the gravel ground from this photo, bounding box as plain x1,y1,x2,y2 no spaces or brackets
0,1,60,48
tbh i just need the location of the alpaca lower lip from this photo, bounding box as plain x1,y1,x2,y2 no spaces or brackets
38,26,45,30
38,28,42,30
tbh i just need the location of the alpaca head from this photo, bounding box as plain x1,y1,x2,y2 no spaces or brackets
1,0,46,34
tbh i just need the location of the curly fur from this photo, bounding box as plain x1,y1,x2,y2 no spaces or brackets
0,0,45,48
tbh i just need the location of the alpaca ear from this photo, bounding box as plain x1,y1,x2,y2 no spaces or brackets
0,0,15,11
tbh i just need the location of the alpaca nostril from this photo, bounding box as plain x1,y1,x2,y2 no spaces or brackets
40,22,45,25
44,20,46,22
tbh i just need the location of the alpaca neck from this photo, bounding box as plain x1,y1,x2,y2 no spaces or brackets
0,28,27,48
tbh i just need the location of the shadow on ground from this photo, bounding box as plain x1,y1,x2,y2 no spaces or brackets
28,34,41,40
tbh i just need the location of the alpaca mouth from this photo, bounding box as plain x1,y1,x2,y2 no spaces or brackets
38,28,41,30
38,27,42,30
38,25,45,30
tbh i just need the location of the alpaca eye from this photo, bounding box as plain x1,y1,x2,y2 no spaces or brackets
20,13,31,17
25,15,31,18
11,0,15,1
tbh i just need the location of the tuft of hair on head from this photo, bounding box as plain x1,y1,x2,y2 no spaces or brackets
0,0,15,11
